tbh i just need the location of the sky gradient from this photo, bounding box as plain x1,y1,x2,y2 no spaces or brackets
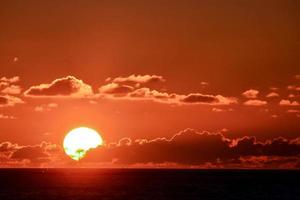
0,0,299,168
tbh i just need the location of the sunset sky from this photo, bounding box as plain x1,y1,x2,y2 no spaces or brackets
0,0,299,168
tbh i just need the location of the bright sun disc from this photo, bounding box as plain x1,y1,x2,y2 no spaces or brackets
63,127,103,161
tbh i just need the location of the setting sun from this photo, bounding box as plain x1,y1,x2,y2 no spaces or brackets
63,127,103,161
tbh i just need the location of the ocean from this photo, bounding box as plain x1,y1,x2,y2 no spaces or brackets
0,169,299,199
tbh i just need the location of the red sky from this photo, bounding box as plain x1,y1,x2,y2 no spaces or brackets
0,0,299,168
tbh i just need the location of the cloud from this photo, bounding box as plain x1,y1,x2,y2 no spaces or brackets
0,82,9,88
0,114,17,120
287,85,300,91
100,87,178,104
128,88,178,103
0,141,60,166
200,82,209,86
180,93,237,105
243,100,267,106
279,100,299,106
232,136,300,157
0,74,237,107
212,108,234,112
100,86,237,105
99,83,134,95
270,114,278,118
242,89,259,99
24,76,93,98
34,103,58,112
288,94,296,98
269,87,279,91
287,109,300,113
180,93,218,104
11,145,49,162
83,129,300,168
212,108,225,112
198,81,209,89
0,95,24,107
0,142,18,152
99,76,237,106
109,74,165,86
85,129,233,165
266,92,279,98
1,85,21,95
0,76,20,83
286,109,300,118
0,76,23,103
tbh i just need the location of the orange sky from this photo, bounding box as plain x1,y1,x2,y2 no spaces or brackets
0,0,299,168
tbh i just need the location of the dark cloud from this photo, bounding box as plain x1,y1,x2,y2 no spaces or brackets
0,142,59,166
100,129,233,165
0,96,8,105
0,95,24,107
84,129,300,168
11,145,49,162
99,83,134,95
24,76,93,97
180,93,216,103
232,136,300,157
99,85,236,105
180,94,237,105
0,142,17,152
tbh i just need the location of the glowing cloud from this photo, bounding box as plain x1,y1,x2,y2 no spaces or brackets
24,76,93,98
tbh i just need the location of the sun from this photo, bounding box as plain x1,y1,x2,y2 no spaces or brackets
63,127,103,161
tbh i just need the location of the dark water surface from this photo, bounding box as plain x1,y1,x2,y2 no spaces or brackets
0,169,299,200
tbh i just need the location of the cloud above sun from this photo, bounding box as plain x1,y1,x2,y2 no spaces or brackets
24,76,93,98
0,73,296,124
279,100,300,106
0,76,23,107
11,73,299,121
98,75,237,105
108,74,165,85
242,89,259,99
21,74,238,105
243,99,267,106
